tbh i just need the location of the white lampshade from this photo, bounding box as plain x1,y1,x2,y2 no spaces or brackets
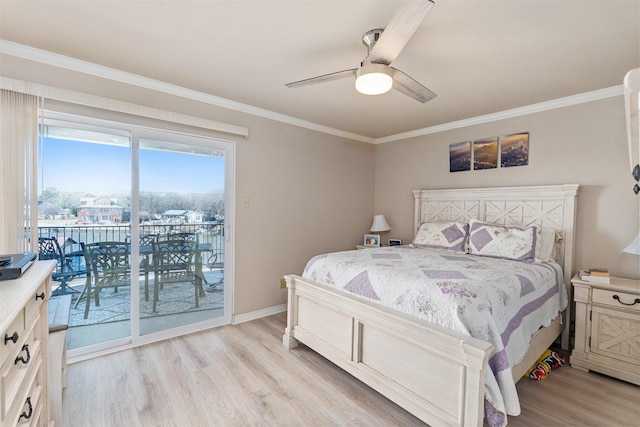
370,215,391,233
355,63,393,95
623,231,640,255
623,68,639,174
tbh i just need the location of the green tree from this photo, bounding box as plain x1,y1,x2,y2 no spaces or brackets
39,187,61,217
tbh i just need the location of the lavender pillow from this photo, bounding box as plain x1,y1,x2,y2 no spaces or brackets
412,221,469,253
468,219,538,262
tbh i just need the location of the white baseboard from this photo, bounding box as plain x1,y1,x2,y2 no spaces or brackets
232,303,287,324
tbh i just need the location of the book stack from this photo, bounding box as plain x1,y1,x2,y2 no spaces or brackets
580,268,611,284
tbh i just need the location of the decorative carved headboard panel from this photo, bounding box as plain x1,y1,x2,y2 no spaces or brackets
413,185,580,347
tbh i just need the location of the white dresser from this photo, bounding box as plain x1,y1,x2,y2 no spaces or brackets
0,260,55,427
571,275,640,385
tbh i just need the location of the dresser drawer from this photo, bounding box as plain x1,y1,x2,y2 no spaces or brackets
1,318,42,424
1,313,40,377
18,369,44,427
593,288,640,312
1,310,25,369
2,327,41,407
0,261,54,426
1,283,44,370
24,283,46,331
3,356,43,426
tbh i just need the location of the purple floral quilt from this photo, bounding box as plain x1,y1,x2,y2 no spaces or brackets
302,246,567,426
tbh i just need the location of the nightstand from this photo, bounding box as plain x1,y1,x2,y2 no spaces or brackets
571,275,640,385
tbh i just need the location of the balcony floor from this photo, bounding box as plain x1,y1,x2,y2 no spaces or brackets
50,268,224,349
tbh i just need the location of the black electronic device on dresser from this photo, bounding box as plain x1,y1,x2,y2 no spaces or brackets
0,252,37,281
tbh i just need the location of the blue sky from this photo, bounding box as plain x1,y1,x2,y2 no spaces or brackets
40,137,225,195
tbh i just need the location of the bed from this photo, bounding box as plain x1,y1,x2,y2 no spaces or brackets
282,184,579,426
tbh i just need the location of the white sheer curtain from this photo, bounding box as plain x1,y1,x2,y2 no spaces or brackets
0,90,39,253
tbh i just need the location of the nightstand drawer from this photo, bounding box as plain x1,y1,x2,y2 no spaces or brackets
593,288,640,312
571,274,640,385
591,306,640,366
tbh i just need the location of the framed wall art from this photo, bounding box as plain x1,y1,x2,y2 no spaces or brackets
473,137,498,170
449,141,471,172
449,132,530,173
500,132,529,167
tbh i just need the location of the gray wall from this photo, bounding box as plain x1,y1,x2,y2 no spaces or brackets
374,96,639,280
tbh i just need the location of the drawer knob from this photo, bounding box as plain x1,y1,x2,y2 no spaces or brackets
612,294,640,306
4,331,18,345
19,396,33,421
14,344,31,365
35,291,45,301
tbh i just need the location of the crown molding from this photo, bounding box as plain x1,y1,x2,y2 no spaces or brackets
0,40,374,144
0,76,251,138
375,85,623,144
0,40,622,145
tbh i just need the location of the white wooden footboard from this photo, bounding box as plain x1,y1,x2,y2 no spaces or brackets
283,274,493,427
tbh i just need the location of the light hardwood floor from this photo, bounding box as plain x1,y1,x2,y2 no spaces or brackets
63,312,639,426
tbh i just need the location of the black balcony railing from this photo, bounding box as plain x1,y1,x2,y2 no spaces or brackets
37,221,225,267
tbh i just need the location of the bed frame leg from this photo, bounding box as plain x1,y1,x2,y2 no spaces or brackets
283,329,299,349
282,275,299,349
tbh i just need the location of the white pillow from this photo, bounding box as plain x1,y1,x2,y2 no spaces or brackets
535,227,557,263
412,221,469,253
468,219,538,262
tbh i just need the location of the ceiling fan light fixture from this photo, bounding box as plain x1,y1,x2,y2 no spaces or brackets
355,63,393,95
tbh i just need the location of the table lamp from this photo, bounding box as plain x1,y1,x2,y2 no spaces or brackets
623,231,640,255
370,215,391,234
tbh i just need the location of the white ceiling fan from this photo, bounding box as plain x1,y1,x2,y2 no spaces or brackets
285,0,436,103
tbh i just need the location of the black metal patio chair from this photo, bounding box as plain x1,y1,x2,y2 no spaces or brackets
205,250,224,291
81,241,131,319
125,233,158,301
38,237,80,296
152,239,204,313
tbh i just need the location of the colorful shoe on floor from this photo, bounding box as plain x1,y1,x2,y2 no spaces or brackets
526,349,565,380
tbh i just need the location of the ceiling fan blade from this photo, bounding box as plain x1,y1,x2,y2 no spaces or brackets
286,69,357,88
392,68,436,103
369,0,434,65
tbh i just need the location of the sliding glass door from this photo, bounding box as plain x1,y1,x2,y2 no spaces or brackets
39,122,132,349
136,134,228,336
38,112,234,358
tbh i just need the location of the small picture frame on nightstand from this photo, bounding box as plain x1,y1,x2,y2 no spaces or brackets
364,234,380,247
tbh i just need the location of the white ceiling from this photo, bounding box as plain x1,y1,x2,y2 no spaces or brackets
0,0,638,140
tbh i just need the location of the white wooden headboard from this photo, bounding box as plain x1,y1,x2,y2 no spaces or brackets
413,184,580,348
